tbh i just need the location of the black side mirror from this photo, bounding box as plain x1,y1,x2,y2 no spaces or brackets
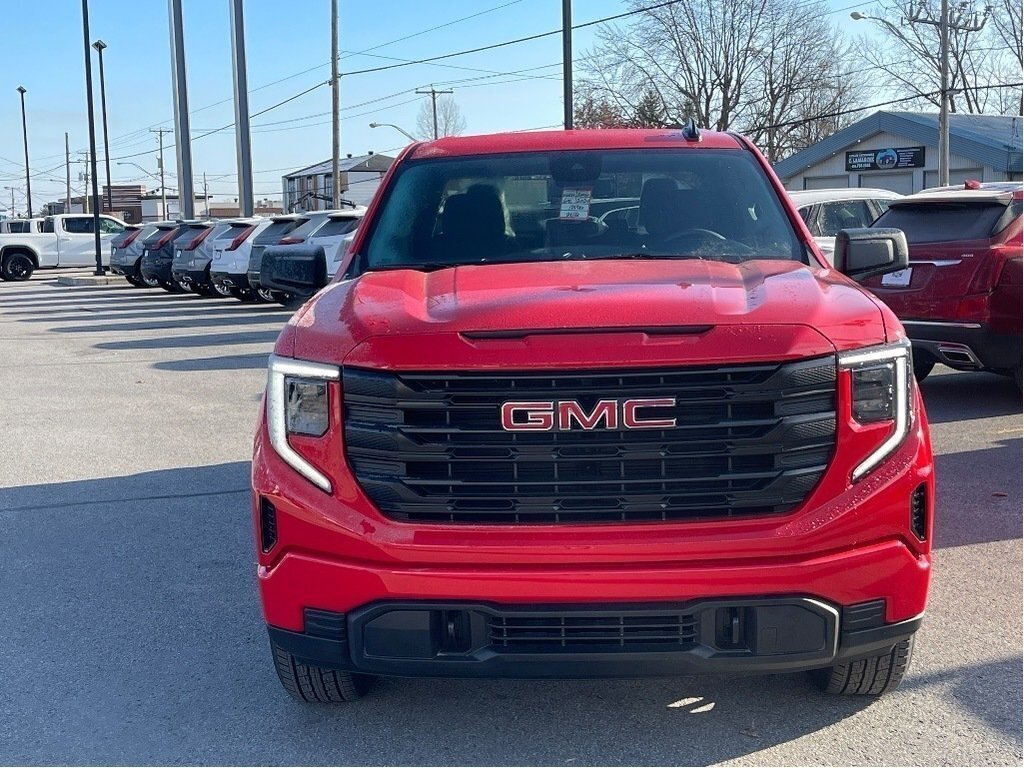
834,227,909,280
260,244,328,298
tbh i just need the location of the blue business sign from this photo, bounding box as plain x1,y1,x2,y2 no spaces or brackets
846,146,926,172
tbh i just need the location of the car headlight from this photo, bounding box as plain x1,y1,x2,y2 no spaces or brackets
838,340,913,482
266,354,338,492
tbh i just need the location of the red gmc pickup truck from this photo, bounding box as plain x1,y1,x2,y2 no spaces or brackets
252,128,934,703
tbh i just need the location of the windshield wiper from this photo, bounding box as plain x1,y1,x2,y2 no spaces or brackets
365,262,459,273
561,252,705,261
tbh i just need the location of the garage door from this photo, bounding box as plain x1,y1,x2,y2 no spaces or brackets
803,175,850,190
859,172,914,195
924,168,985,189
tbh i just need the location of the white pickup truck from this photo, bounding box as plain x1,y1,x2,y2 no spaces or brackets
0,213,127,281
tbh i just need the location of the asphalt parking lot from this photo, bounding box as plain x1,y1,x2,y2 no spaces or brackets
0,272,1021,767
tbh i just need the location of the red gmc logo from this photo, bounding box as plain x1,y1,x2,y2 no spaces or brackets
500,398,677,431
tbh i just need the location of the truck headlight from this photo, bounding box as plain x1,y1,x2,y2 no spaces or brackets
266,354,338,492
839,340,912,482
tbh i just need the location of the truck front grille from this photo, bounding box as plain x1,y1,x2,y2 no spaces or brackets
342,358,837,524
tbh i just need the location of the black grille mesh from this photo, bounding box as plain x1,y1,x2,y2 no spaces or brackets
490,612,699,652
343,358,837,524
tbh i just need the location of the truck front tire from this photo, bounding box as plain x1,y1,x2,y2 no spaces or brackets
1,252,35,281
270,638,373,703
812,635,914,695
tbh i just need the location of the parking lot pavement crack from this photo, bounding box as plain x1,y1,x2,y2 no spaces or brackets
0,486,250,514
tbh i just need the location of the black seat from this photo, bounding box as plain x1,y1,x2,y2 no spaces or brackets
437,185,509,262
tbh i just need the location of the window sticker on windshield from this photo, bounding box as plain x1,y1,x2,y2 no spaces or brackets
559,188,592,220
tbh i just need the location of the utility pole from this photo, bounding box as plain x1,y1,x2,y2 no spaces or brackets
65,132,71,215
562,0,573,129
202,171,208,216
168,0,195,219
80,151,91,214
331,0,340,208
228,0,254,217
907,0,989,187
150,127,171,219
416,85,454,140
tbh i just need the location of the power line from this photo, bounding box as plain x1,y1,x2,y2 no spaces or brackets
340,0,689,79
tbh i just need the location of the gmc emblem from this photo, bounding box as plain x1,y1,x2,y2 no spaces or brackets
500,398,677,431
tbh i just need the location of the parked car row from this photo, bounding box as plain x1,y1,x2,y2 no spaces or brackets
105,205,365,305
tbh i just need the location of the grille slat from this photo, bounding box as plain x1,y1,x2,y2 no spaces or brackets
343,358,836,524
490,612,700,651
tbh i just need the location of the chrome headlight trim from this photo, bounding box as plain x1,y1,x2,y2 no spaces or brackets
839,340,912,482
266,354,339,493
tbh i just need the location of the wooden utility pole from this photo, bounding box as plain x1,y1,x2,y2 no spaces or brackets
331,0,341,208
416,85,454,139
65,133,71,215
150,127,171,218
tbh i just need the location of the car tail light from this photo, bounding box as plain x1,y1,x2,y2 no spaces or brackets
183,228,213,250
266,355,338,492
961,230,1022,315
278,235,304,245
153,229,177,249
122,229,143,247
227,224,256,250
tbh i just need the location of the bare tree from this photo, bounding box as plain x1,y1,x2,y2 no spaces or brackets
854,0,1020,114
575,0,863,161
415,95,467,139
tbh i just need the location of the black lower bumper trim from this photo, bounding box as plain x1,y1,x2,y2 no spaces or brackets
210,271,249,291
904,321,1022,371
267,598,922,679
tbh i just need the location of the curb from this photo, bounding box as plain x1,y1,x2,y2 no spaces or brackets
56,275,124,286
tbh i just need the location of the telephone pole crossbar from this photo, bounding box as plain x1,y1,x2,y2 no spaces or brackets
416,86,454,140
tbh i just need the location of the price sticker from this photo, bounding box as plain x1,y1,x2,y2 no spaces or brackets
559,188,592,220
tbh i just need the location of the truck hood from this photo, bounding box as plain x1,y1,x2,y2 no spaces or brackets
283,259,891,368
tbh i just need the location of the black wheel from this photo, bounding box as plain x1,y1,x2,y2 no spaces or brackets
811,636,914,695
210,276,234,298
135,259,161,288
254,286,277,303
158,278,185,293
270,637,373,703
125,274,144,287
230,288,254,302
913,358,935,382
1,252,35,281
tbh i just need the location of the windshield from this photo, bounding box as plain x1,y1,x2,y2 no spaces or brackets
359,149,802,272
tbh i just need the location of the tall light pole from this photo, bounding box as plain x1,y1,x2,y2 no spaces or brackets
369,122,416,141
562,0,573,129
852,5,988,187
229,0,254,217
80,0,103,274
168,0,196,219
16,86,32,218
92,39,113,215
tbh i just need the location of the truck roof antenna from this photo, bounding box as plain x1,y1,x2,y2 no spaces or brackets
681,118,701,142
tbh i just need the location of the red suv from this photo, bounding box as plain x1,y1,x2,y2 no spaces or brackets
864,182,1023,387
252,128,934,702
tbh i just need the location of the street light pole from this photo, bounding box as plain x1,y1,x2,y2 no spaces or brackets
562,0,573,130
80,0,103,275
92,39,113,215
16,86,32,218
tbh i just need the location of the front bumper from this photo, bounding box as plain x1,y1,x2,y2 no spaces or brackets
268,596,921,678
904,320,1022,372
